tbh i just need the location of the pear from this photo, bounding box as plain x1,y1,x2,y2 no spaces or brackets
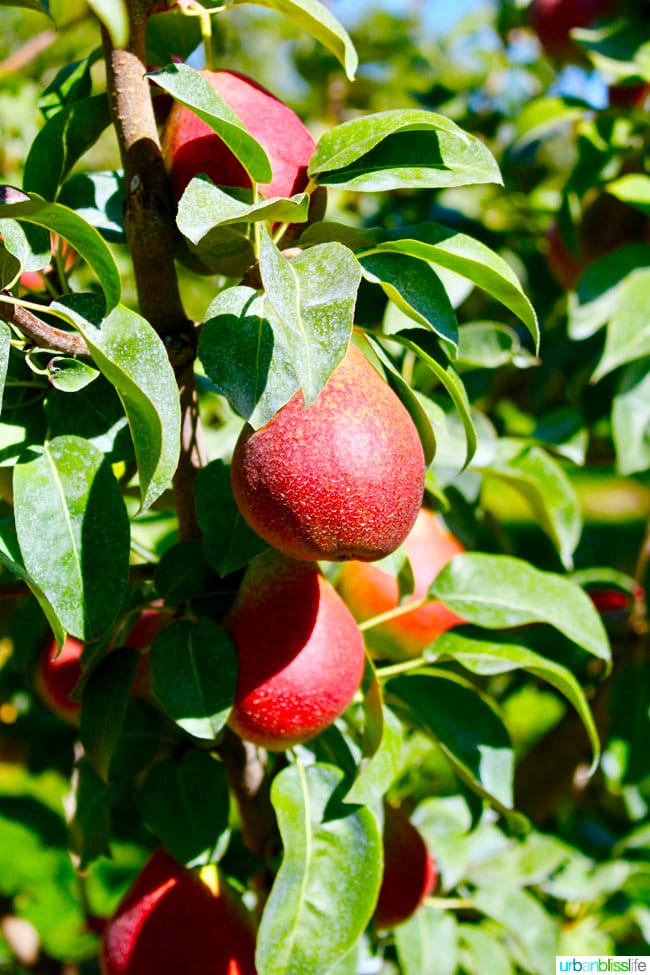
100,849,257,975
224,549,365,750
231,343,426,562
373,804,438,931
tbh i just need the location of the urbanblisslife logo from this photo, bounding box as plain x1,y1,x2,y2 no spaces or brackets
556,959,648,973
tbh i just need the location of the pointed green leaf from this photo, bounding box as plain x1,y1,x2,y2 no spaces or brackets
260,230,360,405
368,339,437,465
177,178,310,244
434,629,601,773
137,750,230,866
459,925,513,975
0,198,120,310
480,447,582,570
396,910,458,975
58,171,126,243
360,252,458,347
69,759,116,867
199,286,299,429
23,94,113,200
0,519,65,648
592,268,650,381
194,459,268,574
310,111,501,191
568,244,650,340
52,295,181,510
149,618,238,741
87,0,128,47
457,321,537,369
371,223,539,350
431,554,611,663
606,174,650,216
79,649,140,782
387,671,515,810
612,360,650,475
231,0,357,79
149,64,272,183
47,357,100,392
13,435,130,640
472,887,559,975
257,763,382,975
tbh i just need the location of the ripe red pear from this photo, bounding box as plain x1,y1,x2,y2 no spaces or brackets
35,634,84,725
337,508,464,661
100,849,257,975
529,0,611,62
224,549,365,750
373,804,438,931
231,343,426,563
161,69,315,204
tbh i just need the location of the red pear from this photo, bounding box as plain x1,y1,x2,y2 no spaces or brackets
161,69,315,204
224,549,365,750
231,343,426,563
373,805,438,931
35,634,84,725
100,849,257,975
529,0,611,62
337,508,464,660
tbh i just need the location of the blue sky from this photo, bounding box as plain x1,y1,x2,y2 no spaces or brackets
330,0,491,35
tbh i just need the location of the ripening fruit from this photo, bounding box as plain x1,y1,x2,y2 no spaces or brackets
35,634,84,725
529,0,610,62
161,69,316,204
337,508,464,661
231,343,426,563
373,804,438,931
100,849,257,975
224,549,365,750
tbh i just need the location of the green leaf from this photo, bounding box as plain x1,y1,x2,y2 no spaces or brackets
568,244,650,340
0,214,49,278
260,231,360,405
360,252,458,347
370,223,539,350
39,55,98,118
199,286,299,429
136,750,230,866
368,339,437,465
0,322,10,413
472,887,559,975
612,360,650,475
87,0,128,47
457,321,537,369
480,447,582,570
434,630,601,774
257,763,382,975
69,759,116,867
0,519,65,648
458,925,513,975
510,96,585,150
13,435,130,640
591,268,650,381
606,174,650,216
154,539,214,607
310,111,502,191
149,64,272,184
23,94,113,200
177,179,310,243
58,171,126,243
46,357,100,392
194,459,268,575
0,198,120,310
0,0,50,13
345,662,403,807
79,649,141,782
149,618,238,741
396,910,458,975
386,671,515,810
52,295,181,510
231,0,358,80
431,554,611,663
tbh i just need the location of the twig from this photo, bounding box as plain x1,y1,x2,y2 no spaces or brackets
0,295,89,356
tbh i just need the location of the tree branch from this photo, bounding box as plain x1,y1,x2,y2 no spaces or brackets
0,295,90,356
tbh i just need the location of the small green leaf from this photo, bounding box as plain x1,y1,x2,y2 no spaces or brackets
431,553,611,663
310,111,501,191
39,55,98,118
52,295,181,510
480,447,582,570
0,0,51,13
194,459,268,575
371,223,539,350
257,763,382,975
368,340,437,465
386,671,515,810
149,618,238,741
434,629,601,773
360,252,458,347
606,174,650,216
510,96,585,149
472,887,559,975
260,230,360,405
612,360,650,475
87,0,128,47
58,171,126,243
0,519,65,648
199,286,299,429
568,244,650,340
592,268,650,381
149,64,272,184
231,0,358,80
136,750,230,866
80,649,140,782
177,179,310,244
13,435,130,640
154,539,214,606
0,198,120,310
23,94,113,201
459,925,513,975
47,357,100,392
396,910,458,975
457,321,537,369
69,758,116,867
